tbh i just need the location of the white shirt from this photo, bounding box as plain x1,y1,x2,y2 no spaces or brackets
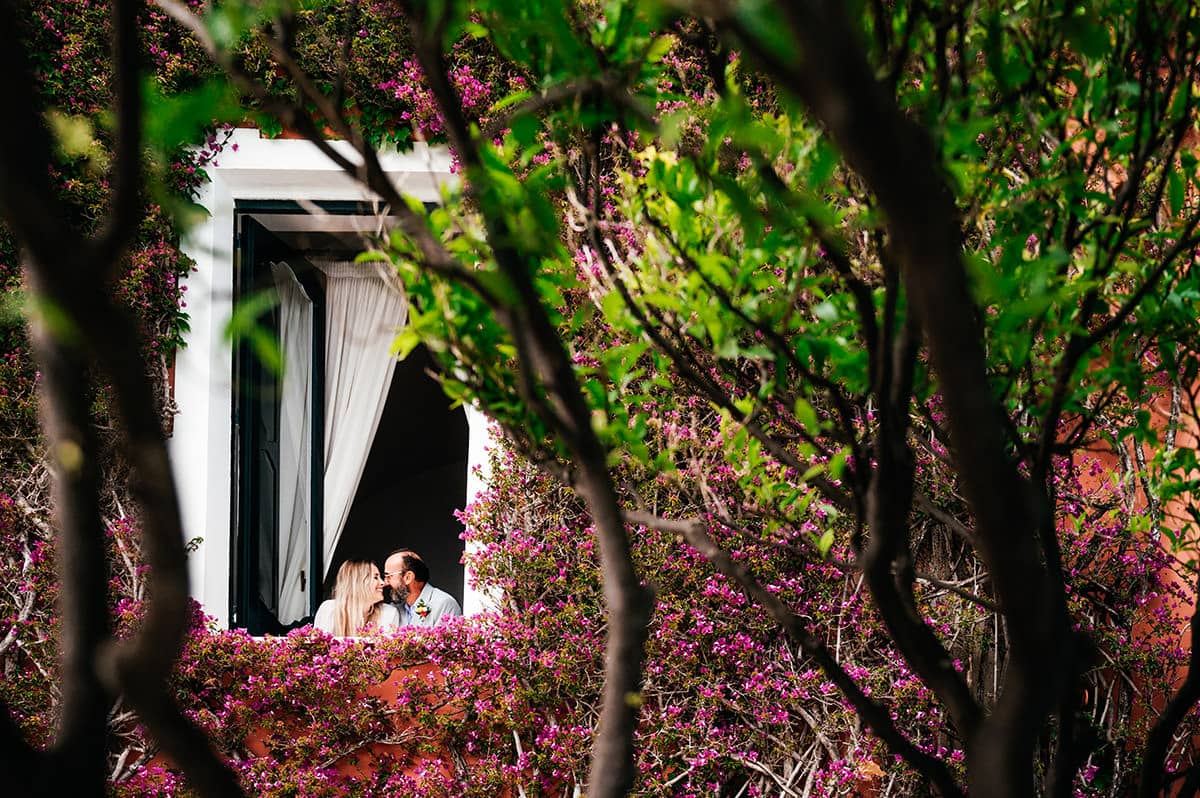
313,601,400,636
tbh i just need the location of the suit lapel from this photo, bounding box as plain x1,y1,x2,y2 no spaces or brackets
415,584,434,626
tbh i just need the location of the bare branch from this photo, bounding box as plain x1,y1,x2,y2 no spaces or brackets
90,0,143,273
25,264,111,790
860,309,983,739
916,573,998,614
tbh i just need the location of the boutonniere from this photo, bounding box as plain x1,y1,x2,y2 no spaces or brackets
414,599,431,619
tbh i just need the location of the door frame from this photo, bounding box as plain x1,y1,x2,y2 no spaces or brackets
171,130,497,628
232,207,336,633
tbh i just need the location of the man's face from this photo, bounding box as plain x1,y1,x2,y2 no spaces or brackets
384,555,409,600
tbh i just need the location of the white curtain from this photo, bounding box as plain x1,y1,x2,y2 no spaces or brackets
270,262,313,625
318,260,408,574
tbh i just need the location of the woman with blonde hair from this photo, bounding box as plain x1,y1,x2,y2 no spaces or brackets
313,559,400,636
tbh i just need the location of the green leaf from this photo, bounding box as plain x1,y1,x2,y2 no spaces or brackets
472,269,524,307
1168,168,1186,217
392,326,422,360
223,289,281,374
509,113,542,148
828,447,849,481
817,529,835,556
793,398,818,434
46,111,108,172
645,33,676,64
800,462,826,483
464,20,490,38
1063,10,1111,62
490,89,534,114
143,78,241,152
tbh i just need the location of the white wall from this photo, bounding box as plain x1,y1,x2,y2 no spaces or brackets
461,404,496,617
172,129,493,626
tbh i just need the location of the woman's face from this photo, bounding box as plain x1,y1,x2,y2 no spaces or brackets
368,567,385,603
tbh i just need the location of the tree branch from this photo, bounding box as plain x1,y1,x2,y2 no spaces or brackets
0,1,245,792
25,268,111,791
860,308,983,738
87,295,243,797
0,701,38,793
717,2,1075,792
90,0,143,273
397,7,656,796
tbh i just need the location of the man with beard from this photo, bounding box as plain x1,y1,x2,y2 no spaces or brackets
383,549,462,628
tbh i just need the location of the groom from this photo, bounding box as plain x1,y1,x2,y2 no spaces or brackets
383,549,462,627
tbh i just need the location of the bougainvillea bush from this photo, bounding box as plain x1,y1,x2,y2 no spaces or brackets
12,425,1164,796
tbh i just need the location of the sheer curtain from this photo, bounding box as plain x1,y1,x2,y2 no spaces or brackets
270,262,313,625
318,260,408,573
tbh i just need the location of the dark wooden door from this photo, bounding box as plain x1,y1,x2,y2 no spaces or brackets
233,215,290,635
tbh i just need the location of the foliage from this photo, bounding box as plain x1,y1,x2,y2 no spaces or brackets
0,496,149,759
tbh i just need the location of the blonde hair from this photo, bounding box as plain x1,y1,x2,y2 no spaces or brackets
330,559,384,636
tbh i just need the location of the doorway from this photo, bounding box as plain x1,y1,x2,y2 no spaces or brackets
231,201,468,635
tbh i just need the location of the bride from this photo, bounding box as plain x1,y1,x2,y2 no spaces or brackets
314,559,400,636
